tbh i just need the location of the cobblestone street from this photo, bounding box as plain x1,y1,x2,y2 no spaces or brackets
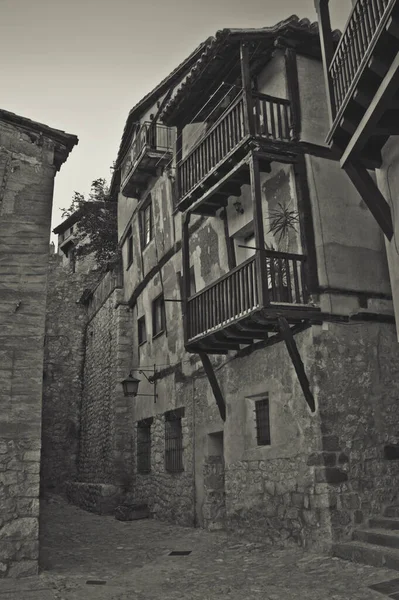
1,495,399,599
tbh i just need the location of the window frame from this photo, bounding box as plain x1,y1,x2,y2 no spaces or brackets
254,397,271,446
137,418,152,474
165,410,184,473
138,315,147,346
126,225,133,268
152,294,166,338
140,196,153,249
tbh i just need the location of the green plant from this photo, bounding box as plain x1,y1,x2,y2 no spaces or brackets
267,202,299,245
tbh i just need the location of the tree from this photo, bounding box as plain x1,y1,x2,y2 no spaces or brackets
61,178,120,270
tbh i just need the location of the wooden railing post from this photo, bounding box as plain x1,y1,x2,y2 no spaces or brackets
240,42,255,137
314,0,336,125
182,211,191,344
249,154,269,306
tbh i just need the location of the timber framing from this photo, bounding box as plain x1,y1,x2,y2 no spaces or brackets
199,353,226,421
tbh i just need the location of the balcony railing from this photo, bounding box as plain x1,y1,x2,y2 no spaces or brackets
121,122,175,191
178,92,292,201
187,250,307,341
329,0,393,118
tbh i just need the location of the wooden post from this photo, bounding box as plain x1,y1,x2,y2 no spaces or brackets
199,352,226,421
240,42,255,137
284,49,301,141
182,211,191,345
278,317,315,413
175,125,183,203
314,0,336,125
249,154,269,306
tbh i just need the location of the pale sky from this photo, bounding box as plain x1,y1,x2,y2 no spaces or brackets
0,0,350,239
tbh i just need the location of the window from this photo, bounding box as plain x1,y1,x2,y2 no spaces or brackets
138,316,147,345
137,418,152,474
140,197,153,248
152,294,165,337
70,226,74,234
255,397,271,446
165,409,184,472
126,226,133,267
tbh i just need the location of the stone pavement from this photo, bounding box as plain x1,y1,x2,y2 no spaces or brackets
2,495,399,599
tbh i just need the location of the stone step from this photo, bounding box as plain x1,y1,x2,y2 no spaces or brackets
369,517,399,531
354,528,399,550
333,540,399,570
385,506,399,518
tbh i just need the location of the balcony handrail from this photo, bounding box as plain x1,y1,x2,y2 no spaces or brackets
176,90,246,168
328,0,394,125
188,254,256,302
251,91,290,105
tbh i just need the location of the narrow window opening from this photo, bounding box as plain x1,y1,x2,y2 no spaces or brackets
138,315,147,345
152,294,166,337
255,397,271,446
165,410,184,472
137,418,152,474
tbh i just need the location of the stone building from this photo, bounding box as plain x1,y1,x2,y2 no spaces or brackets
0,108,77,577
41,12,399,569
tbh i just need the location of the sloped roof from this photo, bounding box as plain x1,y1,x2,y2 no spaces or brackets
0,108,78,151
161,15,340,124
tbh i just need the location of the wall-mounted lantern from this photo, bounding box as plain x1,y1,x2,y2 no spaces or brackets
121,365,158,402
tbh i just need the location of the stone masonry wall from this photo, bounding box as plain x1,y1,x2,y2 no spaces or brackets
78,287,134,490
133,402,194,526
41,253,99,492
0,116,75,577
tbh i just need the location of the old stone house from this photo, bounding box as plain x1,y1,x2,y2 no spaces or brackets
43,13,399,566
0,109,77,577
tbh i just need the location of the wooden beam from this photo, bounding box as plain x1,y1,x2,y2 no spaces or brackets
182,212,191,344
341,52,399,167
314,0,336,125
277,317,315,413
249,154,269,306
285,48,301,140
240,42,255,136
344,161,393,240
199,352,226,421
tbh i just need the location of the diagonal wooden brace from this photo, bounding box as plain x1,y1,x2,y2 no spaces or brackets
199,352,226,421
277,317,316,413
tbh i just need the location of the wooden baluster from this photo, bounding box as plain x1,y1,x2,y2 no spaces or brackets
300,259,308,304
285,258,293,303
363,0,374,40
369,0,379,28
266,255,273,301
222,278,227,324
293,260,300,303
350,19,361,71
234,271,239,318
239,266,244,315
253,258,258,306
277,258,284,301
283,104,290,140
217,282,221,326
254,97,261,136
358,1,369,49
276,101,283,140
270,102,277,139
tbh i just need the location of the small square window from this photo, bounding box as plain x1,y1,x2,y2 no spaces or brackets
140,197,153,248
126,226,133,267
152,294,166,337
137,418,152,474
138,316,147,345
255,397,270,446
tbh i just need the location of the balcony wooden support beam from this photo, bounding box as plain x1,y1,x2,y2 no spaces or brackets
250,154,269,306
341,52,399,168
199,352,226,421
314,0,336,125
182,211,191,345
278,316,315,413
343,161,393,240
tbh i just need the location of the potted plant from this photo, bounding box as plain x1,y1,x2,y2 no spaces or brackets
265,202,299,303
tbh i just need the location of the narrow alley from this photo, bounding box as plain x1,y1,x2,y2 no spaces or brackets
1,495,399,600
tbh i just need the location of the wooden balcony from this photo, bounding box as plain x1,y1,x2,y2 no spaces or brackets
325,0,399,165
185,250,319,353
121,122,175,197
177,91,292,213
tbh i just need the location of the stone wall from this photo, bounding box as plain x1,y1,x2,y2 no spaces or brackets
0,112,76,577
77,282,134,492
133,402,195,526
41,254,99,492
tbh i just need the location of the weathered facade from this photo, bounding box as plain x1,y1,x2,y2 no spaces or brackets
39,11,399,571
0,109,77,577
